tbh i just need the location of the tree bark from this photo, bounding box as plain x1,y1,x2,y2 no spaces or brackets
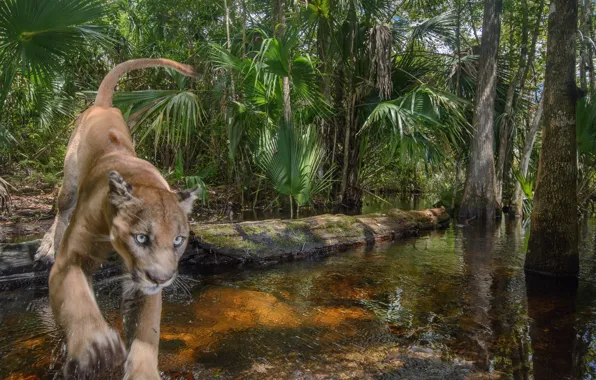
458,0,503,222
525,0,579,277
495,0,529,205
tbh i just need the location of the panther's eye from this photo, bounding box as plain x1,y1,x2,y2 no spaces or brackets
134,234,149,245
173,236,185,247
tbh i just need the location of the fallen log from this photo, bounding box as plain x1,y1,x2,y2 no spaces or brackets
0,207,449,289
186,207,450,265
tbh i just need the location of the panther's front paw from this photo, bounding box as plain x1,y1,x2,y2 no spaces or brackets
124,365,161,380
124,340,161,380
64,325,126,379
34,234,55,268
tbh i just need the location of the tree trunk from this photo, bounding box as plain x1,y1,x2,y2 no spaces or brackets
508,0,546,218
331,65,345,200
580,0,594,93
495,0,529,205
339,8,362,208
589,0,595,93
580,0,588,92
525,0,579,277
467,0,481,46
451,155,463,214
339,90,362,209
458,0,503,222
273,0,291,125
510,98,543,217
241,0,247,57
224,0,236,99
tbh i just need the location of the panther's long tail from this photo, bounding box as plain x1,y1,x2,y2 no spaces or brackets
95,58,196,108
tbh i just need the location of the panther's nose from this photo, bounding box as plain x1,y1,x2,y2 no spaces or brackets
145,270,172,285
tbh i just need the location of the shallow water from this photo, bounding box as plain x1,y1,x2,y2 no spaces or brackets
2,219,596,379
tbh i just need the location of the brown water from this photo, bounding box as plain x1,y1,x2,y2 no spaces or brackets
2,219,596,379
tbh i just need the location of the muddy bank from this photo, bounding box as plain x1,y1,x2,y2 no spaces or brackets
0,207,449,289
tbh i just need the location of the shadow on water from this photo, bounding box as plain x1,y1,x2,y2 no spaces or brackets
4,218,596,378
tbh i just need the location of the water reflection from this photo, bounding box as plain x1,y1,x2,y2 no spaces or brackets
526,274,577,379
3,220,596,378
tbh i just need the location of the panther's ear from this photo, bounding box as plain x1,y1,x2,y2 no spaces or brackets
108,171,137,209
177,185,201,214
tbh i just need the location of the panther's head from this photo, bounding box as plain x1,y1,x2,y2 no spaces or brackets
107,171,199,295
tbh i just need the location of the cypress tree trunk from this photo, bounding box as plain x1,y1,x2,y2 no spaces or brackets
458,0,502,222
525,0,579,277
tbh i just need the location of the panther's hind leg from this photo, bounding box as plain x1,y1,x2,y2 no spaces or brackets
35,145,79,266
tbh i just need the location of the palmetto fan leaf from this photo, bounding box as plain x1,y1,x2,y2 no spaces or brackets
210,36,330,121
114,89,203,149
257,124,332,206
0,0,108,81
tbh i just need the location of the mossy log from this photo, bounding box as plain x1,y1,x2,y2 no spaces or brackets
188,207,449,264
0,207,449,289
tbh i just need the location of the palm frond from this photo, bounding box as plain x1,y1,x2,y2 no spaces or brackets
409,10,458,48
362,85,469,167
257,123,332,206
112,89,204,150
0,0,110,82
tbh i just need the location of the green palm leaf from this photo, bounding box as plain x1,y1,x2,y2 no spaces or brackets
257,124,332,206
409,10,458,47
110,89,203,149
0,0,109,81
363,85,469,167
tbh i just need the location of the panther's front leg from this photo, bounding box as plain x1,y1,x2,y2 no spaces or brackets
122,285,162,380
49,227,126,378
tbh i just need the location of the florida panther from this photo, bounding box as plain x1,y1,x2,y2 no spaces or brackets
35,59,200,379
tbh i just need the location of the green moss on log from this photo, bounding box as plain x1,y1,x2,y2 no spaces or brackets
192,207,449,262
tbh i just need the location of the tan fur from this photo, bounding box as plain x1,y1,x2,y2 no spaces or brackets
36,59,200,379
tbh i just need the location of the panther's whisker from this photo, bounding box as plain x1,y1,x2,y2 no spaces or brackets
178,274,202,284
175,278,191,298
174,277,192,298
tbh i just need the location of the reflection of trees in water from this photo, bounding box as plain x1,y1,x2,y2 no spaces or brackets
571,267,596,378
461,224,498,369
460,220,533,377
460,219,593,379
488,219,532,379
526,274,577,379
573,323,596,379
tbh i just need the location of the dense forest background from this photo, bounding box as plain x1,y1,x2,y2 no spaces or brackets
0,0,593,220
